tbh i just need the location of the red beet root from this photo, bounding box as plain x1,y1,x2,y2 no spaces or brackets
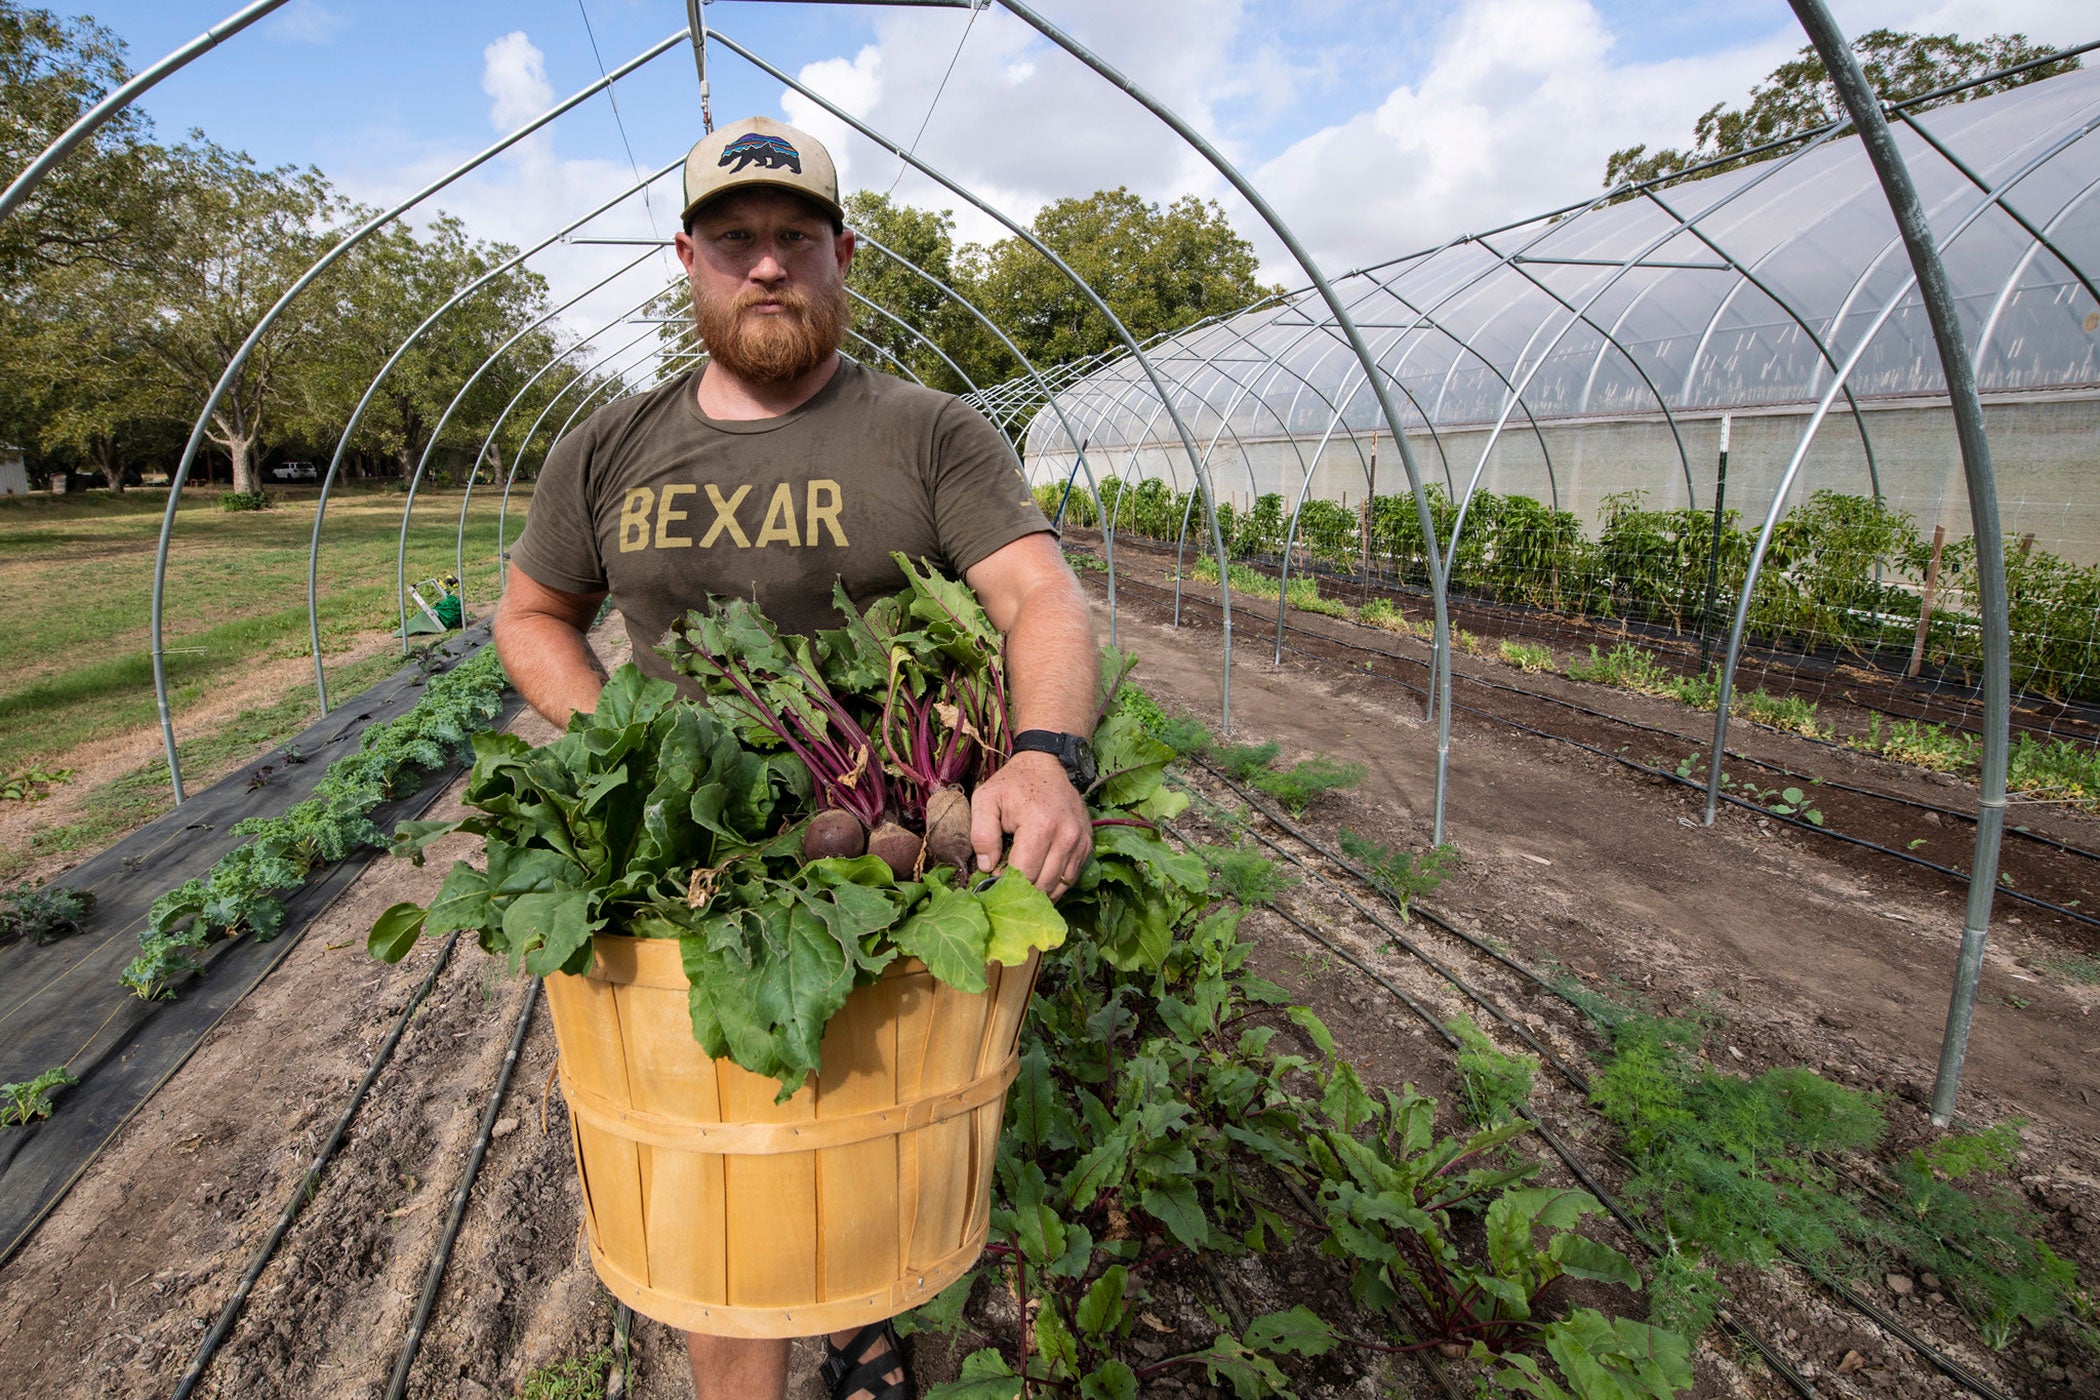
866,820,924,880
802,808,868,862
922,785,975,872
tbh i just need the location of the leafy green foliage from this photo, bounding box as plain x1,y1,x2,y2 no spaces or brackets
1565,644,1674,695
1199,845,1297,906
1603,28,2080,191
0,766,71,801
121,645,509,1000
1448,1015,1537,1127
514,1346,615,1400
0,880,93,945
2,1065,78,1126
1336,829,1456,922
1209,740,1281,783
1078,474,2100,706
915,820,1679,1398
1580,993,2088,1351
373,579,1198,1100
1247,757,1364,816
216,491,270,512
1855,715,1978,773
1500,640,1554,673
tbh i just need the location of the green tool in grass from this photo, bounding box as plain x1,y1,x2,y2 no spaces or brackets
404,573,463,635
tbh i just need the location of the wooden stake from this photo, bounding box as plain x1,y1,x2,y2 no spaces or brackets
1908,523,1946,679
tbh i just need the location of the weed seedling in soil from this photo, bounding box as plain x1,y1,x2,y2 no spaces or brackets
1358,596,1407,633
1565,642,1673,695
1734,688,1825,739
515,1346,615,1400
1209,739,1282,783
1,767,72,801
2042,952,2100,986
2,1066,78,1126
1250,755,1365,814
0,882,94,946
1337,828,1456,921
1498,640,1553,673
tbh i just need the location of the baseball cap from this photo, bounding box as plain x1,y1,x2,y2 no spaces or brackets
680,116,843,226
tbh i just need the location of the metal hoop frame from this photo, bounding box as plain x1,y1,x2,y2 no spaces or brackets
8,0,2093,1119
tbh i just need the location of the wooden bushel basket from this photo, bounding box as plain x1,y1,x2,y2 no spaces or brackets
544,935,1040,1338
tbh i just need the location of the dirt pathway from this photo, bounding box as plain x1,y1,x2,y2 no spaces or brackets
1102,583,2099,1146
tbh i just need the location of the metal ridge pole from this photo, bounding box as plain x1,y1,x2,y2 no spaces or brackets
1789,0,2011,1125
0,0,294,224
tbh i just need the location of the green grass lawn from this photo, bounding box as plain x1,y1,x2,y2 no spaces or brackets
0,484,530,877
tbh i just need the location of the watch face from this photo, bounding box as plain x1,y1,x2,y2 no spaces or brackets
1071,738,1098,789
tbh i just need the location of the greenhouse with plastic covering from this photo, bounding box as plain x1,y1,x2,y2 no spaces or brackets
5,4,2100,1398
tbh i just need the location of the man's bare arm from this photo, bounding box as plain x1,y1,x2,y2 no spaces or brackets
964,532,1097,899
493,564,610,728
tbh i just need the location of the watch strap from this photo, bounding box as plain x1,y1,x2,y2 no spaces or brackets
1011,730,1093,789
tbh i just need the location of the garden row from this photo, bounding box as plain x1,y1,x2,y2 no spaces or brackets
898,707,2094,1398
1114,540,2100,814
1038,480,2100,706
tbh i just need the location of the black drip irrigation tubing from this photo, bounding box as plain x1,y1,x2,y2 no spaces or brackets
171,932,463,1400
1108,561,2100,869
1180,763,2017,1400
1340,620,2098,865
1104,566,2100,931
385,978,542,1400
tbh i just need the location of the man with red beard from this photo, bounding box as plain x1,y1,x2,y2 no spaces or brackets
495,117,1096,1400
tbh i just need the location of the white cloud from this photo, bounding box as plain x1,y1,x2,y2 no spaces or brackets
769,0,1254,247
321,0,2096,372
483,32,556,136
265,0,347,46
747,0,2093,283
1245,0,1795,278
321,30,689,387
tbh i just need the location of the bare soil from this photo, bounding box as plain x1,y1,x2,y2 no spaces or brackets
0,584,2095,1399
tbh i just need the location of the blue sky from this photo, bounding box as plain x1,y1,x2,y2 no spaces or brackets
67,0,2097,367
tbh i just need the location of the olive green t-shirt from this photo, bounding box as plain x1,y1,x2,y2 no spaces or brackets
511,359,1052,686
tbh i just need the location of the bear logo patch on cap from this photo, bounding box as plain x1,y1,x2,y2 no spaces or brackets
720,133,802,175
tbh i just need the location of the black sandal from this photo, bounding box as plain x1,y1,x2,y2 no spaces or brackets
819,1319,915,1400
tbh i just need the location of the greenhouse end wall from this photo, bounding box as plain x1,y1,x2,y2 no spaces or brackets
1025,390,2100,566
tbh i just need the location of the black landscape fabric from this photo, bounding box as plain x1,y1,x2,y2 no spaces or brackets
0,628,521,1266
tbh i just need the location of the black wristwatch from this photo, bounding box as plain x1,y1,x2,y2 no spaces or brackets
1011,730,1097,790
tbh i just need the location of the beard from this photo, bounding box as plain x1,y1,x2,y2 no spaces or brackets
694,277,851,385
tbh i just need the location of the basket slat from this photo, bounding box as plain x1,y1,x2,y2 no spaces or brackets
904,977,993,1272
816,969,911,1300
549,969,650,1271
619,980,728,1302
720,1059,819,1307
